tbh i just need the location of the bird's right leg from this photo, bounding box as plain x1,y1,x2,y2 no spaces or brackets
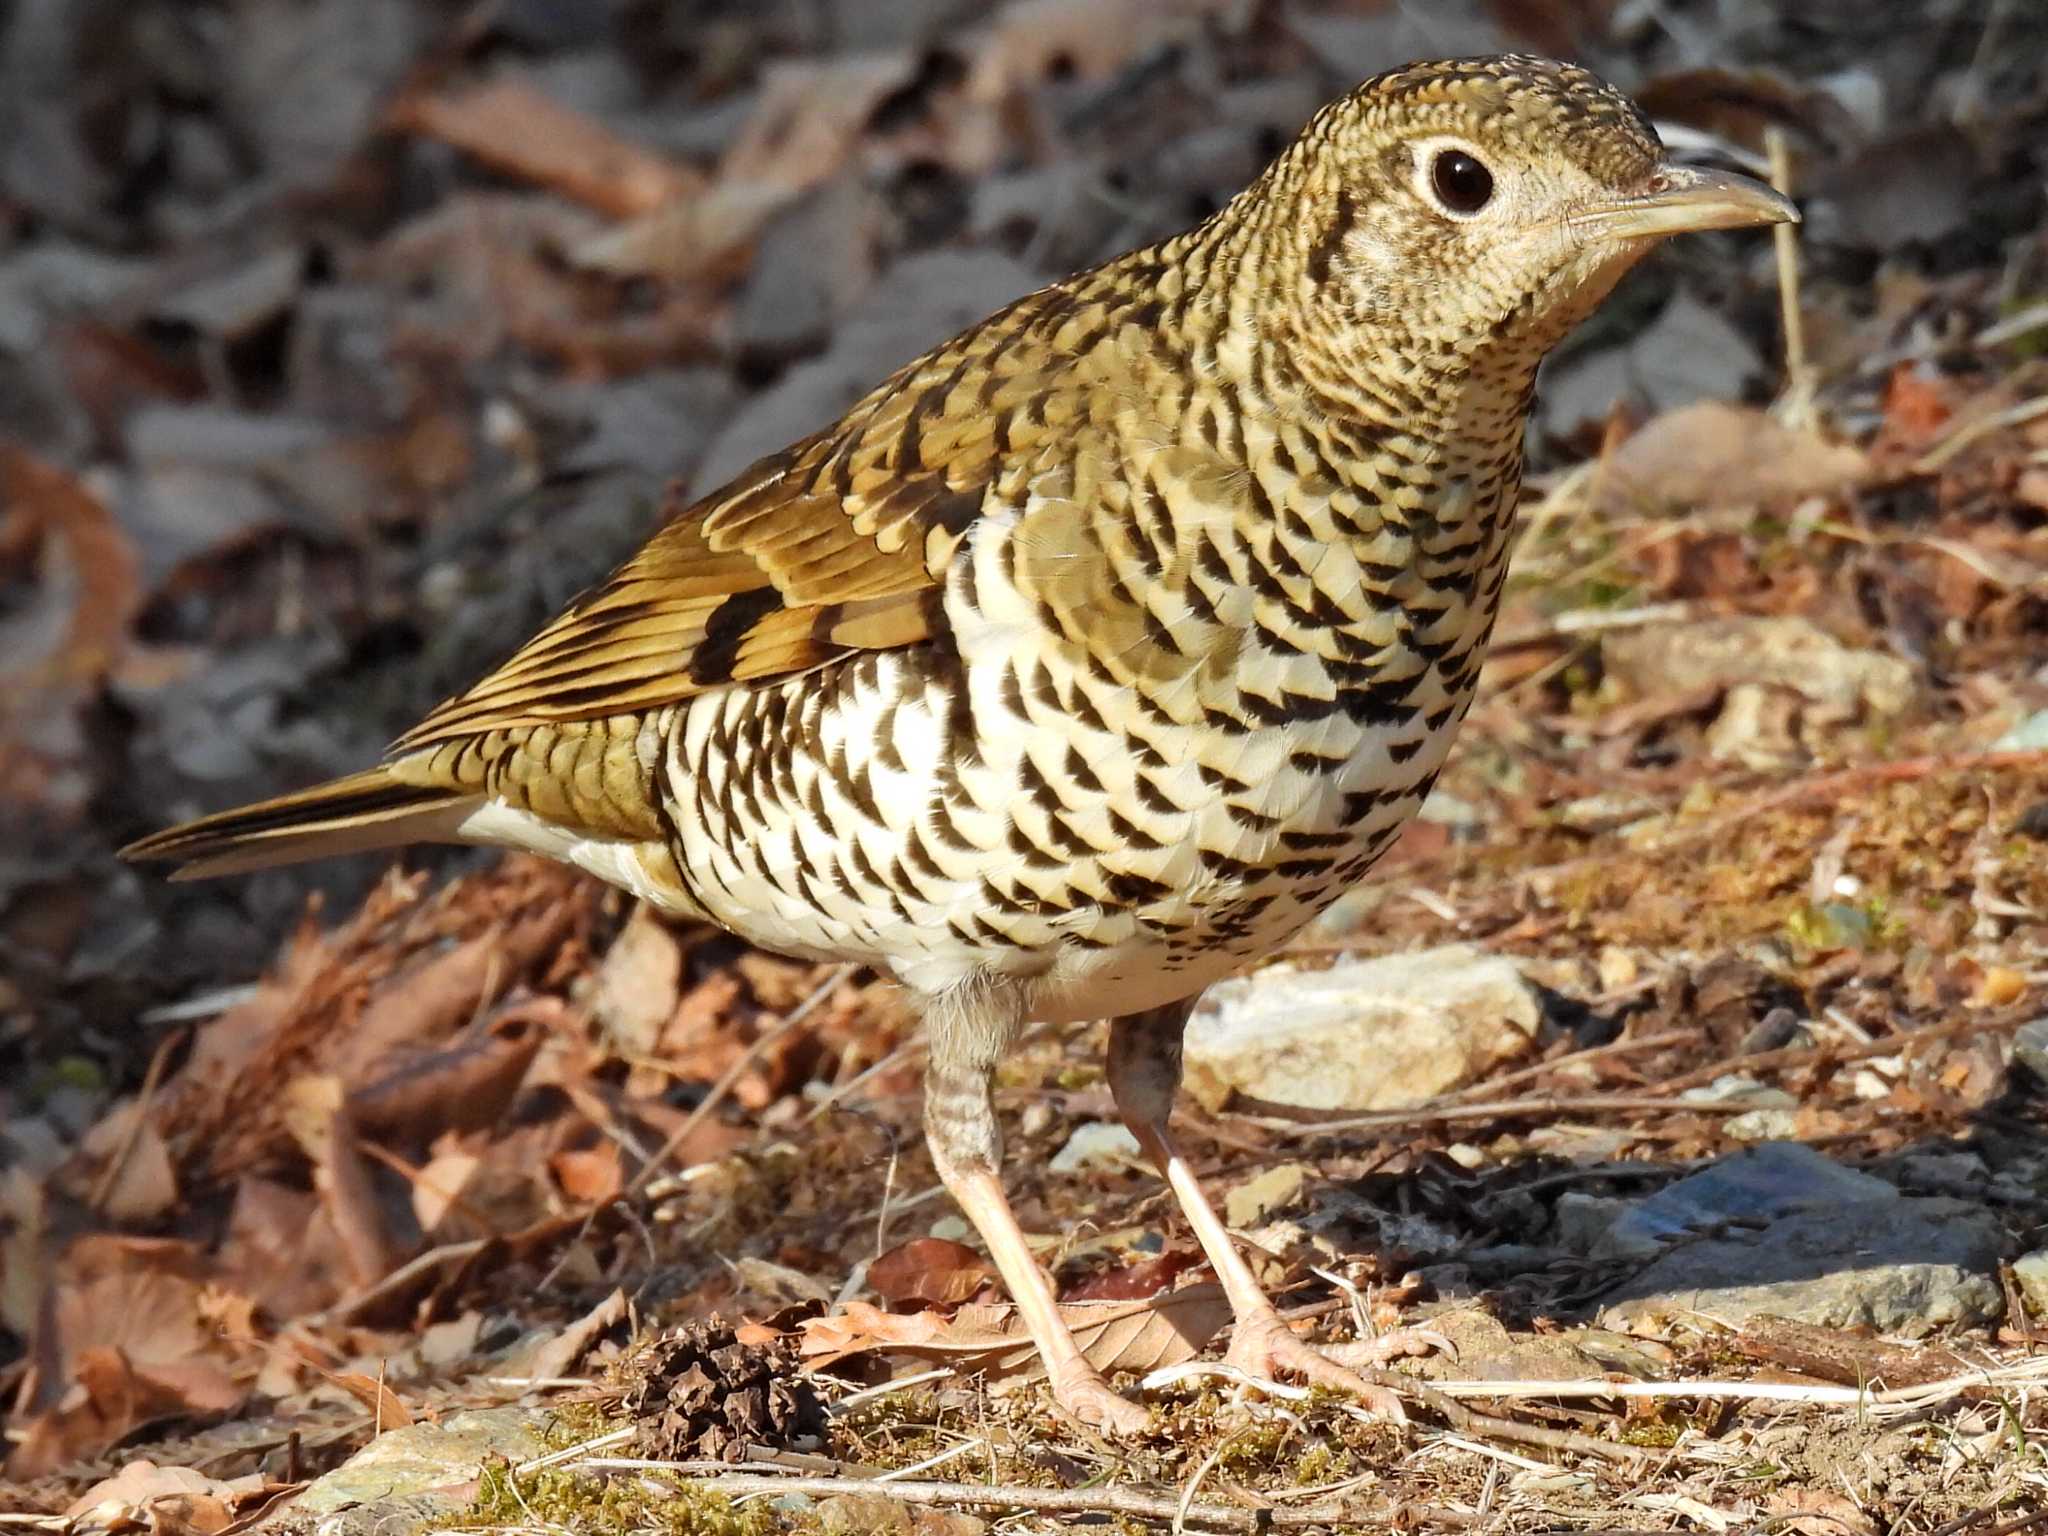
923,980,1149,1434
1107,1003,1445,1415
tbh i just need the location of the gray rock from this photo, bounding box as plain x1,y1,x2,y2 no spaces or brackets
294,1406,551,1517
2012,1017,2048,1081
2013,1249,2048,1320
1594,1143,1894,1262
153,247,305,340
1604,616,1916,721
1724,1108,1800,1141
1048,1121,1141,1173
1883,1150,1991,1199
1224,1163,1310,1228
1544,292,1771,438
0,243,151,353
1680,1077,1801,1142
226,0,423,192
1599,1196,2004,1334
1553,1191,1633,1257
1183,945,1540,1112
1996,710,2048,752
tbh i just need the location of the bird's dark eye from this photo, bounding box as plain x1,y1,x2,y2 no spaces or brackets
1430,150,1494,215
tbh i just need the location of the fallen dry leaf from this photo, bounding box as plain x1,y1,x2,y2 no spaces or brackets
1881,360,1956,444
968,0,1238,97
503,1287,630,1383
388,75,701,217
1762,1487,1880,1536
8,1258,247,1479
0,444,141,702
551,1143,622,1205
64,1459,257,1536
334,932,505,1089
411,1148,481,1234
720,55,920,196
1062,1250,1204,1302
592,905,685,1057
868,1238,994,1307
349,1011,545,1143
795,1284,1230,1381
284,1077,397,1290
325,1368,415,1434
74,1099,179,1224
1602,401,1869,512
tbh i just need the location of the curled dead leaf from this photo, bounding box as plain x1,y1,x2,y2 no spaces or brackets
868,1238,995,1307
63,1459,260,1536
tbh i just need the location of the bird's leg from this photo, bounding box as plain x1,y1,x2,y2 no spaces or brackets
924,981,1149,1433
1106,1003,1440,1418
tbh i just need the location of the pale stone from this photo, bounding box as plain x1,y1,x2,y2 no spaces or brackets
1183,945,1541,1113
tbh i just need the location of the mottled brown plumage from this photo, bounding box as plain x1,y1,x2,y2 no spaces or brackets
125,55,1795,1430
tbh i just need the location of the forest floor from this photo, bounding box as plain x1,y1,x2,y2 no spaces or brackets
5,0,2048,1531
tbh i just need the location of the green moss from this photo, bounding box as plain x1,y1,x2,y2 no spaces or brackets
1214,1418,1293,1477
1784,894,1906,955
1619,1420,1684,1448
1292,1439,1350,1485
545,1400,626,1448
456,1459,776,1536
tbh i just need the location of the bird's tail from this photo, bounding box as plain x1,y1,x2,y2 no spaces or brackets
119,765,479,881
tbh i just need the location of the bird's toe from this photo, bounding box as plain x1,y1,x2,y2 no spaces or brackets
1327,1325,1457,1368
1049,1365,1151,1434
1223,1313,1412,1422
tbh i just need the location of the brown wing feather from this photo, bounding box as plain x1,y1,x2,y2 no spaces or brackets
392,288,1060,751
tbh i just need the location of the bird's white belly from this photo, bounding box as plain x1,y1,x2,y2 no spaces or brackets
619,642,1462,1023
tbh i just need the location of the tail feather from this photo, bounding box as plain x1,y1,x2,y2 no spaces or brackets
120,765,480,881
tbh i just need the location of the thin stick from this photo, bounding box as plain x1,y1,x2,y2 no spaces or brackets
1915,394,2048,474
1492,600,1699,652
512,1425,635,1476
1765,126,1813,431
1176,1431,1244,1536
874,1437,987,1483
825,1366,957,1414
805,1035,927,1124
1418,1357,2048,1408
1249,1092,1766,1137
628,963,853,1195
308,1237,490,1327
1437,1029,1695,1104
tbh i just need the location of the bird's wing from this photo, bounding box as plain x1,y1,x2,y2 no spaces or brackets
394,287,1074,751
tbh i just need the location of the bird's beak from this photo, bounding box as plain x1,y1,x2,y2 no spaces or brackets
1574,164,1800,242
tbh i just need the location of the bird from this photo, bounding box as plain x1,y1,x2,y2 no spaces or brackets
124,54,1796,1432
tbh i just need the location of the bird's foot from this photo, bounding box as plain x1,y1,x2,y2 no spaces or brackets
1325,1325,1457,1369
1048,1359,1151,1434
1223,1310,1423,1421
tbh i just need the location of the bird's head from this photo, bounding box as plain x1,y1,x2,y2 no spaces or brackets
1267,54,1797,375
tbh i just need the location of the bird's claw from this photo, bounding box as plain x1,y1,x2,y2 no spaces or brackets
1223,1312,1452,1422
1048,1361,1151,1434
1326,1326,1457,1368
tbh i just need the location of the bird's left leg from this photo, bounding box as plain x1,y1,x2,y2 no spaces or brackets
1106,1001,1443,1415
924,977,1150,1433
